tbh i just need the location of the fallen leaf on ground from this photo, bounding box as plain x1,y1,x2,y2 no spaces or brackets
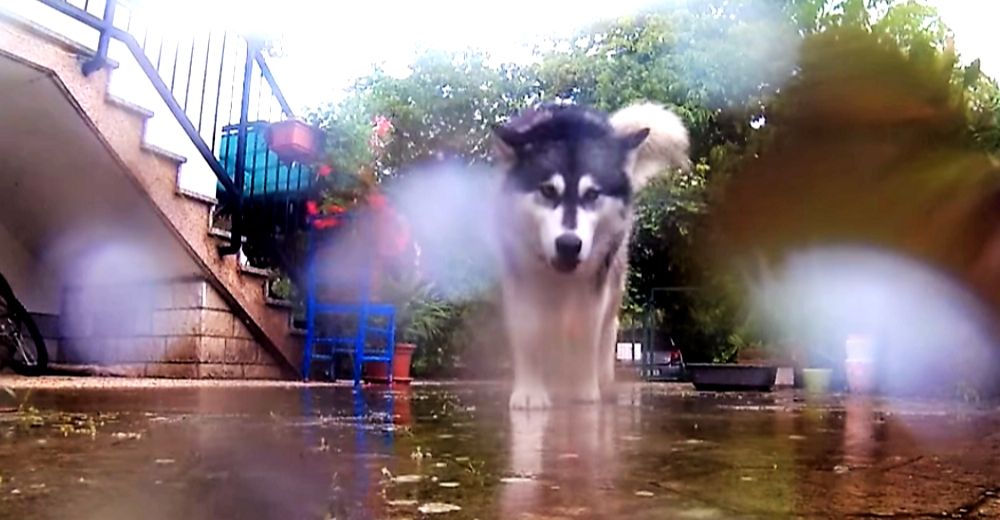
386,499,418,507
417,502,461,514
393,475,423,483
500,476,535,484
635,490,655,497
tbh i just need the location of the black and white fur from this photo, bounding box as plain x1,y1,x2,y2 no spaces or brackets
493,102,690,409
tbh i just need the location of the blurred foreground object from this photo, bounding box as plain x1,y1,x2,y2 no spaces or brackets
708,28,1000,397
711,27,1000,312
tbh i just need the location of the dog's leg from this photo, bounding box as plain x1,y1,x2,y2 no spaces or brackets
599,277,626,397
569,298,605,404
504,289,551,410
598,315,619,396
509,337,551,409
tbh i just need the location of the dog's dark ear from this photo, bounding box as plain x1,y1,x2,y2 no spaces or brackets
492,124,524,162
620,128,650,151
493,124,526,148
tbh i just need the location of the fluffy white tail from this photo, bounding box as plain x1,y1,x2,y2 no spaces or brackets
610,102,691,190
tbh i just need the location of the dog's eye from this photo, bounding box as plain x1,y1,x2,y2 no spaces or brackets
581,188,601,203
539,184,559,200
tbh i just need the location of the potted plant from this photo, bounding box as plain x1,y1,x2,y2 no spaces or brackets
363,271,453,384
266,119,324,164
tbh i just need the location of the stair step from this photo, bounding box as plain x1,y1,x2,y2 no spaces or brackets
1,10,121,70
141,142,187,165
288,314,307,336
208,227,247,242
265,296,294,309
239,263,271,278
177,188,217,206
106,94,154,119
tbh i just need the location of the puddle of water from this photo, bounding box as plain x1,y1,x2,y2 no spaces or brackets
0,383,997,518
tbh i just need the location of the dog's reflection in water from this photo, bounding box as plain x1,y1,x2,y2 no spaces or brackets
500,405,621,518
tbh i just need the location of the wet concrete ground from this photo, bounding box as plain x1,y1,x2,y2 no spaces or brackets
1,377,999,519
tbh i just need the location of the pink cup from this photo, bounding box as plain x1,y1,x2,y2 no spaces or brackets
845,359,876,394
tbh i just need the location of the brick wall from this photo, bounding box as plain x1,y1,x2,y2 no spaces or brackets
60,277,283,379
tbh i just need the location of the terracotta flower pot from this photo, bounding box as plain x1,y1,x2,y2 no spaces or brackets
363,343,416,384
266,119,322,164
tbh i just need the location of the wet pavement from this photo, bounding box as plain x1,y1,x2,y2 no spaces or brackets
1,378,999,519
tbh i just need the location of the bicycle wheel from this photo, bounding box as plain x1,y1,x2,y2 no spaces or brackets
0,274,48,376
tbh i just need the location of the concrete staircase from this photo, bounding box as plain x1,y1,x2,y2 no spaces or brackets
0,13,303,378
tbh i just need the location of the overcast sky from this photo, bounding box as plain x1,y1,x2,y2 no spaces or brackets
158,0,998,112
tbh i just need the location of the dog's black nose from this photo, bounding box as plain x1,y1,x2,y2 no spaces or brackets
555,234,582,260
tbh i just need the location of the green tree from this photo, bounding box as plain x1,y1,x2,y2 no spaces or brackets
300,0,1000,370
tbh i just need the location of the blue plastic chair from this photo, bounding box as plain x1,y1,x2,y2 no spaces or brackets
301,214,397,386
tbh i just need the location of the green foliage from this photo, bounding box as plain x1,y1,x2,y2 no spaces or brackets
379,270,453,346
298,0,1000,373
308,54,539,176
379,270,473,377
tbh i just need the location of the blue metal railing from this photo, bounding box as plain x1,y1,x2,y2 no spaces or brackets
35,0,311,262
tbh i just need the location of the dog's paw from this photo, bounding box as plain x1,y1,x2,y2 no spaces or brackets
509,387,551,410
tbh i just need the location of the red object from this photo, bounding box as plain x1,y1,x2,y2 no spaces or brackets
305,200,319,216
373,115,393,139
392,385,413,425
317,164,333,178
368,192,388,210
312,216,340,230
266,119,322,163
363,343,416,384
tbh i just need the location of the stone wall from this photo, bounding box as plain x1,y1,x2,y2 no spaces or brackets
59,277,283,379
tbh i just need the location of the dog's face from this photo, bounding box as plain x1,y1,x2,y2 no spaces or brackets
495,105,648,273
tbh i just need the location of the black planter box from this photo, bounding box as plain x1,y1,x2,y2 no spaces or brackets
687,364,778,392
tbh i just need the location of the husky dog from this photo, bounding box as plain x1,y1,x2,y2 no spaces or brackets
493,102,690,409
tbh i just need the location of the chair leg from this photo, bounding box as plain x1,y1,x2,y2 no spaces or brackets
354,305,371,387
352,352,362,388
387,312,396,385
302,244,317,381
